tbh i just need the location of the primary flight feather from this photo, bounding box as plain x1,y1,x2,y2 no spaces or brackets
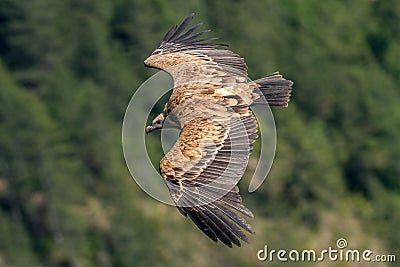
144,13,293,247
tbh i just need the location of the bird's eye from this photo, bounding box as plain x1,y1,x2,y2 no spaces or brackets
152,48,163,55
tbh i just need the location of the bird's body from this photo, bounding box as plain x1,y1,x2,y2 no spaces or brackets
144,14,293,247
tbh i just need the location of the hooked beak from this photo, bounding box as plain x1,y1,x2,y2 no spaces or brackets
145,125,155,134
146,113,165,134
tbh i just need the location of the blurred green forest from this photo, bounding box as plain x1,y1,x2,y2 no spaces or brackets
0,0,399,266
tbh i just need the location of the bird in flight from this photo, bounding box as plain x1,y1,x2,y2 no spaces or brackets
144,14,293,247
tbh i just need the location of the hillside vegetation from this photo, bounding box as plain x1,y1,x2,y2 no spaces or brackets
0,0,399,266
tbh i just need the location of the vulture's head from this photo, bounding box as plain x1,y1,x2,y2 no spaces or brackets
146,113,165,134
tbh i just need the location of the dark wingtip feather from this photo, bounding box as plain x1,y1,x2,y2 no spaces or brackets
163,24,178,42
187,210,219,242
157,13,221,52
174,22,203,42
167,13,195,41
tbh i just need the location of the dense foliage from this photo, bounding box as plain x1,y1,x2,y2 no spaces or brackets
0,0,399,266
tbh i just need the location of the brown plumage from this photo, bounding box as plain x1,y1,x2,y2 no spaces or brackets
144,13,293,247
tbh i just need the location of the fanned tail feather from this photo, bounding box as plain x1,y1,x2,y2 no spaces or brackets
252,72,293,107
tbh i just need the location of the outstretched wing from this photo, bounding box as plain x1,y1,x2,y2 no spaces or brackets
159,98,258,247
144,13,248,75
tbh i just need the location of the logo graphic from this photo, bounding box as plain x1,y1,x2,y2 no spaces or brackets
336,238,348,249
